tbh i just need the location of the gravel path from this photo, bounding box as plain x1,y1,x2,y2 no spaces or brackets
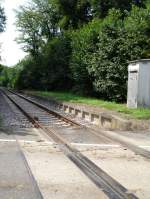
0,91,32,128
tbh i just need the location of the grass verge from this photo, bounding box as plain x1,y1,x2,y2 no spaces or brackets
26,91,150,120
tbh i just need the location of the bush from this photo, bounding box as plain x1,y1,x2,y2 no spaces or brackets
12,5,150,102
15,33,72,91
41,33,72,91
125,5,150,58
0,66,18,88
87,7,150,101
70,19,102,95
14,56,43,89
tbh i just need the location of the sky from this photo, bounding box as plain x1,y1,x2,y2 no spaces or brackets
0,0,27,66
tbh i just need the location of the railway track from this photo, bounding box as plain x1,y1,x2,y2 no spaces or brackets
1,88,140,199
6,88,150,159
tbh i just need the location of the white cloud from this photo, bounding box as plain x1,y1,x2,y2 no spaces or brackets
0,0,27,66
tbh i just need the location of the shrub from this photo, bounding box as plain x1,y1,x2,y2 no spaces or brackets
41,33,72,90
87,7,150,101
14,57,42,89
13,5,150,102
70,19,102,95
15,33,72,91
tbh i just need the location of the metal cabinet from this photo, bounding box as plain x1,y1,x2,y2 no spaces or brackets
127,59,150,108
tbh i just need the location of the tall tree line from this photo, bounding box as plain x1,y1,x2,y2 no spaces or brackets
3,0,149,101
0,2,6,80
0,2,6,61
15,0,143,56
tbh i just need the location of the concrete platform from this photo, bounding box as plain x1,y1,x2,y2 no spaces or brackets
110,130,150,149
1,126,150,199
54,125,116,144
0,128,51,142
95,128,150,152
82,146,150,199
22,142,108,199
0,141,42,199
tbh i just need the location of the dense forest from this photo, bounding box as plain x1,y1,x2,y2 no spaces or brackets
1,0,150,102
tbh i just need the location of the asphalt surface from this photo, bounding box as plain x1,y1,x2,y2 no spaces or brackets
0,141,43,199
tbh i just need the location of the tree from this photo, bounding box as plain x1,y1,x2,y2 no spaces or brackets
87,7,150,101
0,64,3,73
41,33,72,90
55,0,146,30
13,0,149,102
69,19,102,94
14,56,42,89
16,6,43,56
91,0,146,18
0,5,6,33
57,0,92,29
0,4,6,61
15,0,60,56
30,0,60,39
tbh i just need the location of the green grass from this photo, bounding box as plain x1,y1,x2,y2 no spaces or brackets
26,91,150,120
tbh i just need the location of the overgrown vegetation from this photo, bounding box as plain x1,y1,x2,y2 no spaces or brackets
1,0,150,103
26,90,150,119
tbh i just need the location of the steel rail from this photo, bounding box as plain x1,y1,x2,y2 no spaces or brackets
2,89,138,199
8,89,80,127
0,90,44,198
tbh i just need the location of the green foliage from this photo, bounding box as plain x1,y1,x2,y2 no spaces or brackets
124,5,150,57
87,7,150,101
125,5,150,31
12,0,150,103
15,34,72,91
0,4,6,61
58,0,91,29
0,64,3,73
26,90,150,119
0,64,4,85
16,7,44,56
69,19,102,94
91,0,146,18
40,33,72,90
89,27,129,101
0,66,17,88
57,0,145,29
14,56,43,89
15,0,60,56
0,5,6,33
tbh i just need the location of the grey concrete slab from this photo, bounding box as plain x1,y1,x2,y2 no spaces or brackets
113,130,150,146
0,142,43,199
83,147,150,199
54,126,116,144
0,128,50,142
22,143,108,199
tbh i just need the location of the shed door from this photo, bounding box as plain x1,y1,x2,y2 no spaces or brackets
127,71,138,108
